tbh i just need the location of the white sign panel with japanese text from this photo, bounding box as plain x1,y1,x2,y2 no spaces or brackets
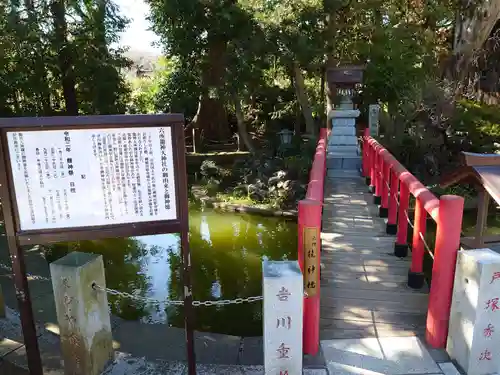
7,127,177,231
447,248,500,375
263,260,303,375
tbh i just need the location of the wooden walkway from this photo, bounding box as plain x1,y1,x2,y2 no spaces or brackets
320,176,429,340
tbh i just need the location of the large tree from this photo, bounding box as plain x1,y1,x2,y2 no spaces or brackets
147,0,258,141
0,0,131,117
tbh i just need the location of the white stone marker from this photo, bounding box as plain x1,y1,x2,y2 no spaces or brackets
369,104,380,137
50,252,113,375
263,260,303,375
447,248,500,375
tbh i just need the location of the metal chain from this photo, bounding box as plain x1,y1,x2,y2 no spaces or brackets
192,296,263,306
93,284,185,306
1,260,264,307
0,262,52,282
93,283,263,307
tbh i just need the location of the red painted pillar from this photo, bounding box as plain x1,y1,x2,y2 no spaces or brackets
362,129,370,181
426,195,464,348
386,168,399,235
395,181,410,257
369,144,376,193
379,157,390,218
373,147,382,205
298,199,322,355
408,198,426,289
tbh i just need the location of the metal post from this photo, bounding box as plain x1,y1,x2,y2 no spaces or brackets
181,232,196,375
0,137,43,375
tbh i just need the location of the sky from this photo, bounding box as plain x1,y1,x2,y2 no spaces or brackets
115,0,161,53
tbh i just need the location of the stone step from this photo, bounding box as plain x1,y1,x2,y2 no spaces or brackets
327,146,359,155
326,156,360,170
328,135,358,146
330,127,356,136
326,169,361,178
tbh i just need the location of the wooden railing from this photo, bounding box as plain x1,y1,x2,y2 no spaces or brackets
297,128,328,356
362,128,465,349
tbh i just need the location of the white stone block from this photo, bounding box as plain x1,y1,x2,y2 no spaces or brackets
263,260,303,375
447,248,500,375
50,252,113,375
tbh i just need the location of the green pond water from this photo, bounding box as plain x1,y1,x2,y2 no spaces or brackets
46,209,297,337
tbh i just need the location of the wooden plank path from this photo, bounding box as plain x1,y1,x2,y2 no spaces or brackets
320,176,429,340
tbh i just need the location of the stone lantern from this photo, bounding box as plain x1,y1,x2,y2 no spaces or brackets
325,65,365,177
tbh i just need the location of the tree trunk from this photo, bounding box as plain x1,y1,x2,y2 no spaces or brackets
51,0,78,115
444,0,500,90
293,62,316,135
191,37,230,142
24,0,52,115
233,97,254,153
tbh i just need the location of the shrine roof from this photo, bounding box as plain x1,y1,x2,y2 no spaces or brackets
440,152,500,206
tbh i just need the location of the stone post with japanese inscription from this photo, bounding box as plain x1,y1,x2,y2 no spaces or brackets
50,252,113,375
369,104,380,137
447,248,500,375
263,260,303,375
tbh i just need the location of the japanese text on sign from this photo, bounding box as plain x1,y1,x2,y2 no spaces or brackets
477,269,500,365
7,127,177,230
303,226,319,296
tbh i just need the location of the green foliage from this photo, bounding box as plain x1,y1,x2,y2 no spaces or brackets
154,62,201,120
0,0,131,117
452,100,500,153
363,25,437,107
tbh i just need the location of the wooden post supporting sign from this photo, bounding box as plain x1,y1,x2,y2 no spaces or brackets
0,115,196,375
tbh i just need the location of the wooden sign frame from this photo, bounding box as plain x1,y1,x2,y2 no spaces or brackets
0,114,196,375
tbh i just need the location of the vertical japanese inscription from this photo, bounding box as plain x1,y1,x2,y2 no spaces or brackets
6,127,178,230
477,269,500,365
303,226,319,296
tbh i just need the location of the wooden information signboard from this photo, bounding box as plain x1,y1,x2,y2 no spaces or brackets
303,227,319,297
0,114,196,375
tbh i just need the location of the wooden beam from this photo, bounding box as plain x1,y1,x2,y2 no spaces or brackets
439,166,475,189
483,234,500,243
462,152,500,167
461,237,476,249
474,189,490,247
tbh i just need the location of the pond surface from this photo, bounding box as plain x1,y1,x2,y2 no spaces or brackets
46,209,297,336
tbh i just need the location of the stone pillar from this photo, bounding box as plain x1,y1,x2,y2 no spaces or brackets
263,260,303,375
50,252,113,375
369,104,380,137
0,285,5,318
447,248,500,375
